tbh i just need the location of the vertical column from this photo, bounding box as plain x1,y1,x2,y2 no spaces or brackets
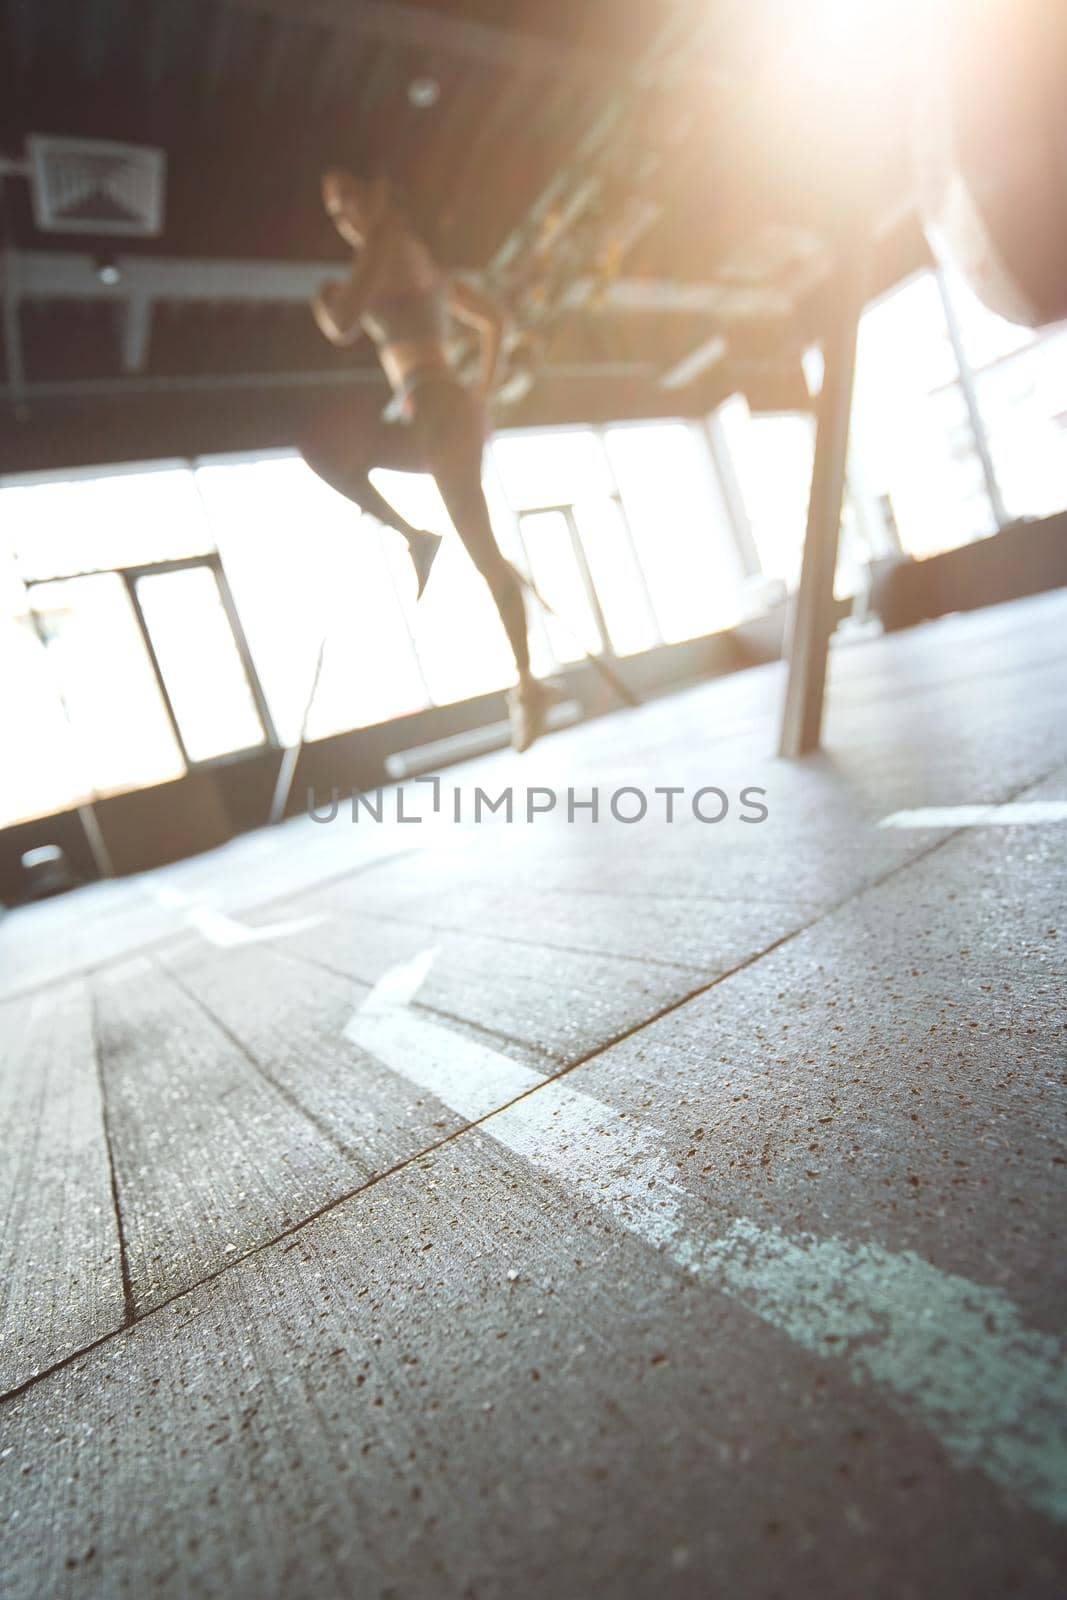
778,248,867,759
0,176,28,421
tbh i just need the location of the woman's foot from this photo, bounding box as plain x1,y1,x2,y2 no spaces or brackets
507,676,553,754
406,530,442,600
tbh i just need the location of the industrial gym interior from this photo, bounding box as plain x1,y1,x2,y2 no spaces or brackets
1,2,1066,1597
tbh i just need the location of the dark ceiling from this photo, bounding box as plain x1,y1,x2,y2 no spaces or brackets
1,0,930,471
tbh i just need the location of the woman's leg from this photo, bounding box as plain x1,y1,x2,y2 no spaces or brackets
302,398,424,534
412,382,530,678
300,398,441,594
413,380,550,751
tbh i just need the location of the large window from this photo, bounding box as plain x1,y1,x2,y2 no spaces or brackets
0,464,274,827
852,267,1067,555
4,465,213,580
0,424,752,828
942,267,1067,522
131,564,269,762
0,550,100,826
370,466,519,705
851,272,998,559
603,423,744,640
5,304,1064,835
717,268,1067,587
494,423,743,651
717,403,815,591
193,455,432,742
22,572,185,797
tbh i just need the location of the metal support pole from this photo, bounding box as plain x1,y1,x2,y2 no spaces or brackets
778,250,867,759
703,412,762,580
268,631,328,826
121,571,192,764
563,505,614,659
593,429,663,646
211,556,280,749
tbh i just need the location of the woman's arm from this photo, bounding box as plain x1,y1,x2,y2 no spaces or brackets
311,278,362,347
447,277,506,400
311,218,393,347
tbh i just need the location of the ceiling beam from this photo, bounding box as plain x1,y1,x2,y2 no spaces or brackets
15,249,795,380
0,369,384,401
0,361,656,404
0,180,27,408
216,0,617,78
19,249,754,315
20,251,338,304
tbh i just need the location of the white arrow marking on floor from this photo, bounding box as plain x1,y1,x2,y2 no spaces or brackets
879,801,1067,829
150,883,326,947
344,949,1067,1524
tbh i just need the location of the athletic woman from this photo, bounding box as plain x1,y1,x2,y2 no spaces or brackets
303,169,549,753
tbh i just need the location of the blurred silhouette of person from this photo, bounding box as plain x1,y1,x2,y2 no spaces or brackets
304,170,549,752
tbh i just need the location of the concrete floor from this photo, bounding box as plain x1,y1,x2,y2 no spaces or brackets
1,592,1066,1598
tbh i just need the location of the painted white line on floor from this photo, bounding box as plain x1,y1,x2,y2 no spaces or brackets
185,906,326,948
879,801,1067,830
148,883,192,910
346,949,546,1120
150,883,325,947
345,949,1067,1524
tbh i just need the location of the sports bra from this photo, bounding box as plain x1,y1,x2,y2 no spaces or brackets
363,226,449,349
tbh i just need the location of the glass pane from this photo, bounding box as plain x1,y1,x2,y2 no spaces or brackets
491,430,611,511
481,455,559,680
835,495,869,602
27,573,185,797
519,510,602,664
2,466,213,582
859,272,960,393
974,329,1067,521
135,567,265,761
851,273,997,558
604,423,744,641
194,455,430,740
938,265,1067,519
717,403,815,591
940,264,1036,370
304,528,432,737
572,496,660,656
0,550,93,826
370,468,516,705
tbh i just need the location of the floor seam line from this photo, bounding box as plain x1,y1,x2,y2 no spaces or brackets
159,960,370,1172
293,900,705,973
88,982,137,1330
0,901,879,1404
3,754,1061,1406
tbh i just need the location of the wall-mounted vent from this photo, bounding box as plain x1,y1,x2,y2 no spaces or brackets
27,135,166,237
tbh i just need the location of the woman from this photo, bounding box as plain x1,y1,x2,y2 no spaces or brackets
303,169,549,753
